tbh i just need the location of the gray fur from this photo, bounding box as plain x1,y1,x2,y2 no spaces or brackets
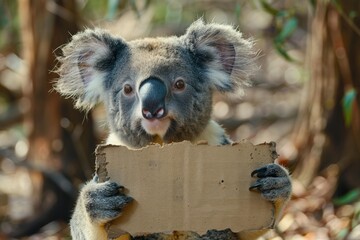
250,164,292,201
55,19,291,240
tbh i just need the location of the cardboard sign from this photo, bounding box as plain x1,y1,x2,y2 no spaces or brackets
95,141,276,237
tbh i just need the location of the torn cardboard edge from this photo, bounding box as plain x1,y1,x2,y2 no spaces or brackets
95,141,278,238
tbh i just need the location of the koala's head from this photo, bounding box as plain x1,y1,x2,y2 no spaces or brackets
55,20,256,148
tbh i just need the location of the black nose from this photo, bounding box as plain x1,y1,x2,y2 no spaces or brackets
139,78,167,120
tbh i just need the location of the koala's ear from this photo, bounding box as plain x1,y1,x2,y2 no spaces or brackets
183,19,257,92
55,29,128,109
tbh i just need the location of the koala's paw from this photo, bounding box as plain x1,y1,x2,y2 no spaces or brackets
249,163,292,202
81,177,133,224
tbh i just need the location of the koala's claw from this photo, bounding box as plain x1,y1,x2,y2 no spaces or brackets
83,180,133,223
249,182,262,191
251,164,288,178
250,163,291,202
251,167,266,178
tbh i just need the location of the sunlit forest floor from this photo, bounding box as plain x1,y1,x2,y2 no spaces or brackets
263,174,360,240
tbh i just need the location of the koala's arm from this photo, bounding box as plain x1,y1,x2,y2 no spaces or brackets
250,163,291,224
70,178,132,240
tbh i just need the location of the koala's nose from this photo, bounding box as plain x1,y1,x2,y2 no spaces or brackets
139,78,167,120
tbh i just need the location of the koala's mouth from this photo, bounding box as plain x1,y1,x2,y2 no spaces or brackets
141,117,171,138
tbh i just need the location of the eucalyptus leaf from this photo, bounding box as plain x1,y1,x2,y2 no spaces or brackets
309,0,316,8
0,1,9,29
275,17,298,44
235,2,241,20
260,0,279,16
349,10,358,20
130,0,140,17
336,229,349,240
106,0,121,20
274,42,295,62
333,188,360,206
342,88,357,127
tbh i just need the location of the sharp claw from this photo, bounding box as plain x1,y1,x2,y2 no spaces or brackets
251,167,266,177
249,183,262,191
124,196,134,204
117,185,125,193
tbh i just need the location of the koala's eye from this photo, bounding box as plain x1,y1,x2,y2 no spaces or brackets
174,79,185,91
123,84,133,95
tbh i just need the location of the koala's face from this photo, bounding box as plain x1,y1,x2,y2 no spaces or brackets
56,20,256,148
105,39,213,147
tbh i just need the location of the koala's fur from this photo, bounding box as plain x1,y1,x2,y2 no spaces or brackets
56,20,292,240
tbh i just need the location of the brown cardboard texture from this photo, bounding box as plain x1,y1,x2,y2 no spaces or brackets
95,141,277,236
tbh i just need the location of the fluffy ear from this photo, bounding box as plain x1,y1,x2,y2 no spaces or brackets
55,29,128,109
183,19,257,93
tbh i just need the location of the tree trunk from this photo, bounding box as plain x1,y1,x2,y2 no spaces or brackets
13,0,97,237
293,0,360,195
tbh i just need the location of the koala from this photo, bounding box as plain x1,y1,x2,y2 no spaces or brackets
55,19,292,240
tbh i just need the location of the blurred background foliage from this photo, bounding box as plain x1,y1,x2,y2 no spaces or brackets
0,0,359,239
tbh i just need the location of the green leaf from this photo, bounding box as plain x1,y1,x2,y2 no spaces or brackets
0,1,10,29
331,0,343,12
235,2,241,20
260,0,279,16
274,42,295,62
308,0,316,8
129,0,140,18
342,88,357,127
106,0,121,20
336,229,348,240
349,10,358,20
275,17,298,44
333,188,360,206
276,10,289,18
